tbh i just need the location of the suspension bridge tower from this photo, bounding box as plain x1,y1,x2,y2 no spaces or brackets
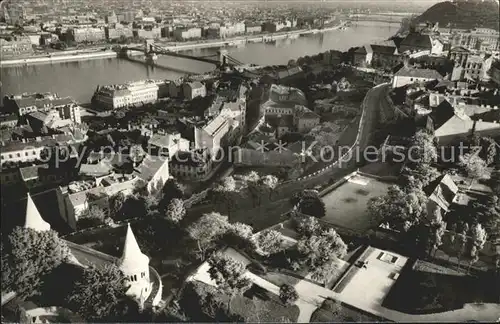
218,49,228,68
144,39,157,65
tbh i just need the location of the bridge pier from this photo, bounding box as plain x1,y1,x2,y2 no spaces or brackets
218,49,228,67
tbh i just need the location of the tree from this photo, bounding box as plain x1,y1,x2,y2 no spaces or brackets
447,223,457,261
468,245,479,274
255,230,284,256
212,176,238,216
368,185,428,231
187,212,230,260
459,153,487,179
223,222,255,251
294,216,321,237
291,189,320,206
426,208,447,257
160,178,184,210
287,59,297,67
243,172,263,207
310,260,340,284
480,137,497,166
457,224,469,269
409,130,437,165
297,228,347,269
208,251,252,298
279,284,298,305
401,164,441,189
260,174,278,200
470,223,488,252
165,198,186,224
109,192,126,219
298,196,326,218
2,227,71,298
67,264,129,322
78,205,108,229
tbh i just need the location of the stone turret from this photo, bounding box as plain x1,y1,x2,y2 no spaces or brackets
118,224,151,306
24,193,51,232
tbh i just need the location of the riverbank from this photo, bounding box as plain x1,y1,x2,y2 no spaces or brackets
0,24,345,67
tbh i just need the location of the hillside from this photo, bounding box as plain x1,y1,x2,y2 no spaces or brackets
415,0,500,31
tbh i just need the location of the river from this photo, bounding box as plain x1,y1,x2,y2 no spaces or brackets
1,21,400,105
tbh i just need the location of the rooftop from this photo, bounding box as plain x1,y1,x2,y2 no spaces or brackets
203,114,229,137
394,66,443,80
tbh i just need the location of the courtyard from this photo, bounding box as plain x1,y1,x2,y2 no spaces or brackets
321,174,391,232
334,247,408,312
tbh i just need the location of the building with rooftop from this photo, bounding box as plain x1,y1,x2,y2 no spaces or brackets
169,148,213,180
450,28,500,52
173,27,202,41
0,133,84,168
490,59,500,86
17,192,162,309
183,81,206,100
194,114,230,158
398,32,444,56
68,27,106,43
354,40,399,68
56,153,169,230
424,174,459,217
392,66,443,88
3,93,76,116
18,302,84,324
94,80,159,109
0,36,33,59
148,132,190,158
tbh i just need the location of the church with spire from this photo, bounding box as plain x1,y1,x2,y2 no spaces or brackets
117,223,154,305
21,192,162,309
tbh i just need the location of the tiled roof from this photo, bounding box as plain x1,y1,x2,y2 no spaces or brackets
148,133,180,149
203,114,229,137
425,174,459,212
19,164,49,181
354,46,367,54
0,134,75,153
400,33,432,49
371,45,397,55
394,66,443,79
170,149,210,167
265,114,294,128
434,114,474,138
133,155,167,182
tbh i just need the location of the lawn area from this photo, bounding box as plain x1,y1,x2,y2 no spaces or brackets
229,198,293,231
382,261,500,314
321,174,391,232
311,298,385,322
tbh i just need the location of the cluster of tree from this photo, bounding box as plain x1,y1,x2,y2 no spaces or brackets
291,189,326,218
187,212,256,260
211,173,279,215
292,216,347,283
81,178,187,231
1,227,71,299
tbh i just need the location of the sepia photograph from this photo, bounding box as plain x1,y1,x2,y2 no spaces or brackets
0,0,499,322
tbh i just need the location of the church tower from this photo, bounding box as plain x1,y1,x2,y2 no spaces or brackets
118,224,152,306
24,193,51,232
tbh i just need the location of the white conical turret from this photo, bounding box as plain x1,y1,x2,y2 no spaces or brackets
24,193,51,231
118,224,151,304
119,223,150,268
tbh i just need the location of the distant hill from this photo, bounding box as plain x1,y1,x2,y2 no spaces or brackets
415,0,500,31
